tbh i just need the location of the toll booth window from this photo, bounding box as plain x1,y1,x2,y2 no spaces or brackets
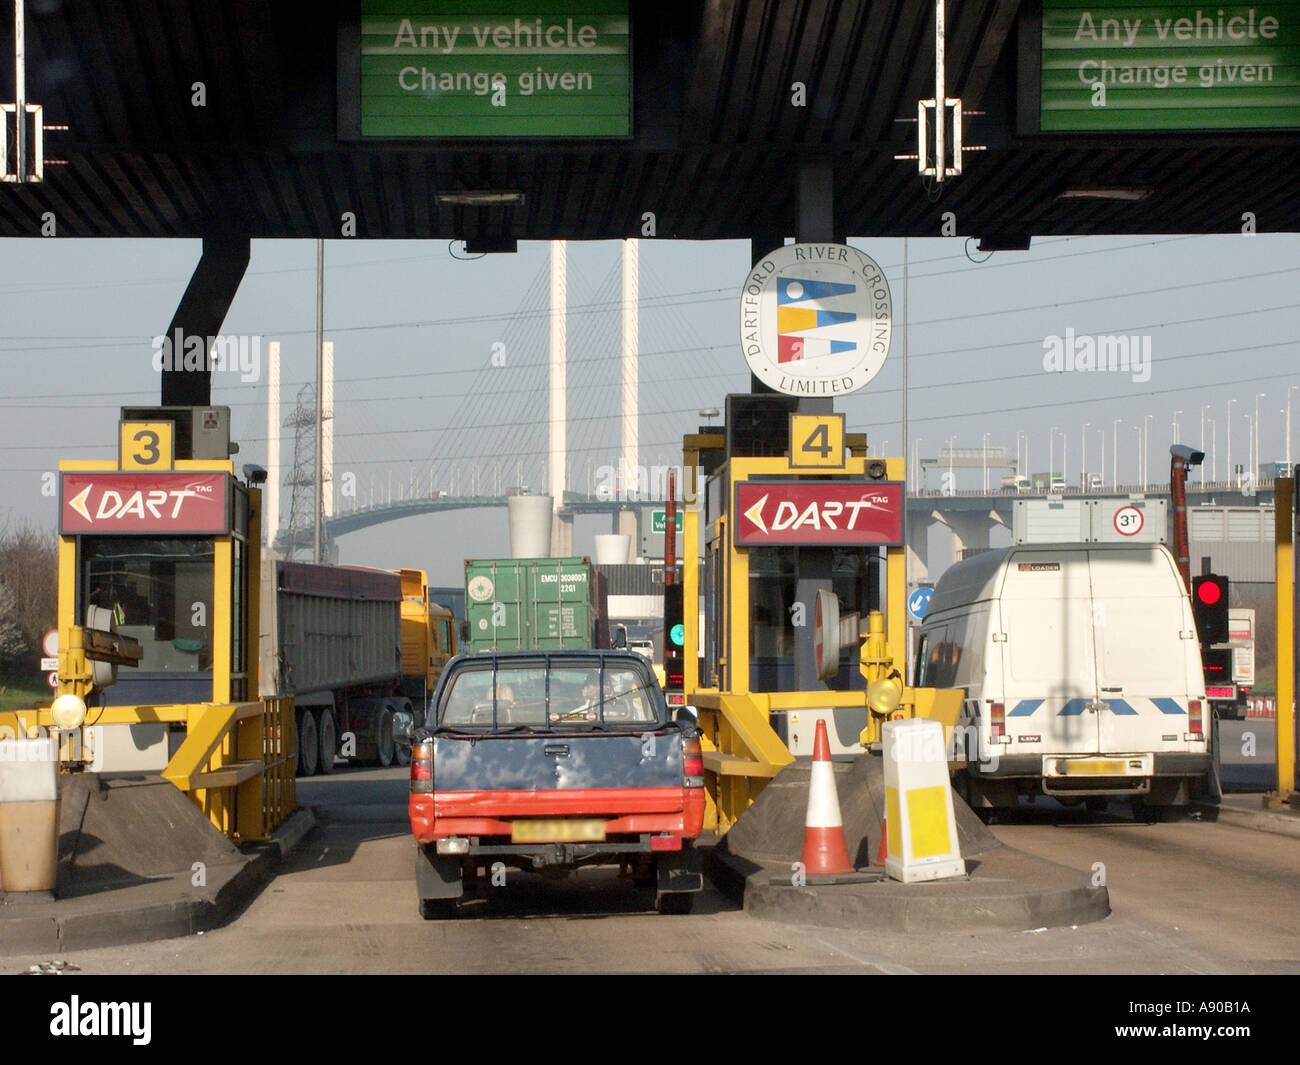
748,547,797,692
81,538,214,674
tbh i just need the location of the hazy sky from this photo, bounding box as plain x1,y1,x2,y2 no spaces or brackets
1,231,1297,586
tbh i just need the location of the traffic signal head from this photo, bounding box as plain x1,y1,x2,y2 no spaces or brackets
662,583,685,691
1191,574,1229,645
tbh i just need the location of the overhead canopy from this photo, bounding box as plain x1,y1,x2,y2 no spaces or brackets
1,0,1296,241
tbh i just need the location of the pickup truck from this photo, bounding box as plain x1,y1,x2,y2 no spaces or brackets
403,650,706,918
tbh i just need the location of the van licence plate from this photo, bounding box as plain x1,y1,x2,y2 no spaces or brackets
511,819,606,843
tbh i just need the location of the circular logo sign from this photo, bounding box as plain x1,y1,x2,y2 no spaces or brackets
740,243,892,397
907,587,934,622
42,629,59,657
1113,505,1144,537
467,575,495,603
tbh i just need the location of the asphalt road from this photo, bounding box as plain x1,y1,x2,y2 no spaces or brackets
3,766,1298,975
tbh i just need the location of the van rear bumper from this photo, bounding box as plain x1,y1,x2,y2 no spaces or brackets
972,753,1210,778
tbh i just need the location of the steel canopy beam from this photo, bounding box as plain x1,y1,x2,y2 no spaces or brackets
161,230,251,407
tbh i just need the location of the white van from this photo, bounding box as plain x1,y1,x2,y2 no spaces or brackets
917,543,1211,818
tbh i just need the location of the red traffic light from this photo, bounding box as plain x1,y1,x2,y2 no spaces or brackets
1196,581,1222,606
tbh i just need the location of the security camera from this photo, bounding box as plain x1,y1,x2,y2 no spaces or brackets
1170,444,1205,466
243,464,269,485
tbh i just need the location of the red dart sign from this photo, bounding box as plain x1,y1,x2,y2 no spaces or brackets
60,472,231,535
734,481,903,546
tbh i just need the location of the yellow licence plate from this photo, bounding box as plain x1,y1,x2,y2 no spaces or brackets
511,819,606,843
1064,759,1127,776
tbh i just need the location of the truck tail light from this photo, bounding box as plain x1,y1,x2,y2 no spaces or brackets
989,702,1005,740
682,734,704,788
1188,699,1203,736
411,739,433,793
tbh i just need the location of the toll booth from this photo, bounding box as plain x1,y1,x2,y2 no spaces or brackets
681,394,959,833
64,409,255,713
0,408,295,841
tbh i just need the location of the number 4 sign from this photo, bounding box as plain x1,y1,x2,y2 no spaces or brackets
789,413,846,470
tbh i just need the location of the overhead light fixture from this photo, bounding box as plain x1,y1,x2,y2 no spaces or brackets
435,190,525,207
463,235,518,254
1058,187,1152,202
976,232,1032,252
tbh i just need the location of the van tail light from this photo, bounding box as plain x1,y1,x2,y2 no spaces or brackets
411,739,434,793
682,734,704,788
989,702,1005,740
1188,700,1203,735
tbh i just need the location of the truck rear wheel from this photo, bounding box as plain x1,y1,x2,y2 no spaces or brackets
376,704,396,768
655,892,695,915
419,898,456,920
394,698,414,767
317,710,337,775
297,711,319,777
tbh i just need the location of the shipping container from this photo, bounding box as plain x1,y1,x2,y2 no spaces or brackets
464,557,607,652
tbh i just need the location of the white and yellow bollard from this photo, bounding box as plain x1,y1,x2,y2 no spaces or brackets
882,718,966,883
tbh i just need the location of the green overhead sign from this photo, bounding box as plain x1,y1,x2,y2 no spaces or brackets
360,0,630,138
651,511,684,534
1039,1,1300,130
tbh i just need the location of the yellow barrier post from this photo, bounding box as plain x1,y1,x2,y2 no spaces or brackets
1275,477,1295,804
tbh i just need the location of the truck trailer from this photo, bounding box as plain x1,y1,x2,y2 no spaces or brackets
260,561,456,776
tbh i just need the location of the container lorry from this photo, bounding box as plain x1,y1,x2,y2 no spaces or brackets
463,557,609,653
260,562,457,776
917,542,1212,820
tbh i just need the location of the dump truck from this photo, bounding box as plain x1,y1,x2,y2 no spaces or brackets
463,557,609,653
260,562,456,775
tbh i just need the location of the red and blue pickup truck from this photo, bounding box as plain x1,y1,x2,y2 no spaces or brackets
403,650,706,917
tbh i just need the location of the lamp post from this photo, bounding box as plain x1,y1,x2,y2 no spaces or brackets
1098,427,1105,493
1134,425,1142,487
1080,423,1088,486
1142,413,1153,491
1200,404,1210,486
1255,392,1266,483
1227,398,1236,486
1288,385,1298,468
1245,413,1255,487
982,432,990,492
1112,418,1121,490
1209,419,1216,483
1049,425,1058,484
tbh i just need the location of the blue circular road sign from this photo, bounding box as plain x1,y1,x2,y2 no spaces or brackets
907,587,933,622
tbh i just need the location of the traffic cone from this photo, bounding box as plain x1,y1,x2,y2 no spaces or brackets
876,817,888,866
799,719,855,876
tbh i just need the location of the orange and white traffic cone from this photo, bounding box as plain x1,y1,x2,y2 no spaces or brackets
799,719,855,877
876,817,888,866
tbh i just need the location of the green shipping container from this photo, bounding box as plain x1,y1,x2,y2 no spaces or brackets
464,557,602,653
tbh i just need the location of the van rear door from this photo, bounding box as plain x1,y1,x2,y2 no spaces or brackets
1088,548,1197,756
1000,551,1100,757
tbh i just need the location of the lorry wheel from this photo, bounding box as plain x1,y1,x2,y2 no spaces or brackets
1085,798,1109,814
394,698,414,766
376,705,396,768
419,898,456,920
655,892,695,915
297,711,319,777
317,710,337,775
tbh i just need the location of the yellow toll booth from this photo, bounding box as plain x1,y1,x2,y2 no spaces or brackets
0,409,295,842
680,395,962,834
